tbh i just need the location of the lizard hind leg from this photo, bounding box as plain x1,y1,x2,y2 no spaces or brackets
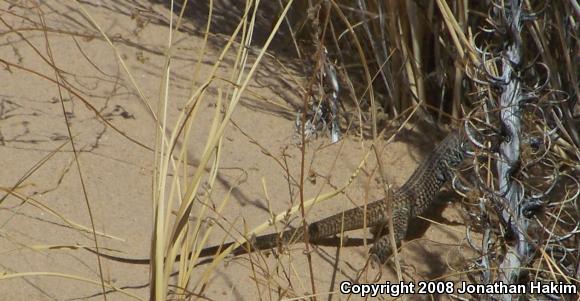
369,234,399,265
369,216,409,264
370,223,388,239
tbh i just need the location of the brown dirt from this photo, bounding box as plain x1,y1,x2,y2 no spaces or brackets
0,1,471,300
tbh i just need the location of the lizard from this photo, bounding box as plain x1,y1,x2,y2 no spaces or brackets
87,129,467,265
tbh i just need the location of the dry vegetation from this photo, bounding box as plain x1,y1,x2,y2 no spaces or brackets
0,0,578,300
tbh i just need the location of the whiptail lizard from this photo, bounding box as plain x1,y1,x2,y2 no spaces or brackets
89,129,467,264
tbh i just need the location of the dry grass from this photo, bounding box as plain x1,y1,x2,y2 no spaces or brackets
0,0,578,300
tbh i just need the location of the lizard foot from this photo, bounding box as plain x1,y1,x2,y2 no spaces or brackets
369,253,382,269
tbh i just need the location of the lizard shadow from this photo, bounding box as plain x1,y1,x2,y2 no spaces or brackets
83,189,464,299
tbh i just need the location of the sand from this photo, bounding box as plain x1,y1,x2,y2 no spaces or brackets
0,1,469,300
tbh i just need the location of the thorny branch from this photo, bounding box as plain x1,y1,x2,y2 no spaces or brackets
493,1,528,295
463,0,580,300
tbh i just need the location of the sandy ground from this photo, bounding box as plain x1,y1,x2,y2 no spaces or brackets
0,1,472,300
